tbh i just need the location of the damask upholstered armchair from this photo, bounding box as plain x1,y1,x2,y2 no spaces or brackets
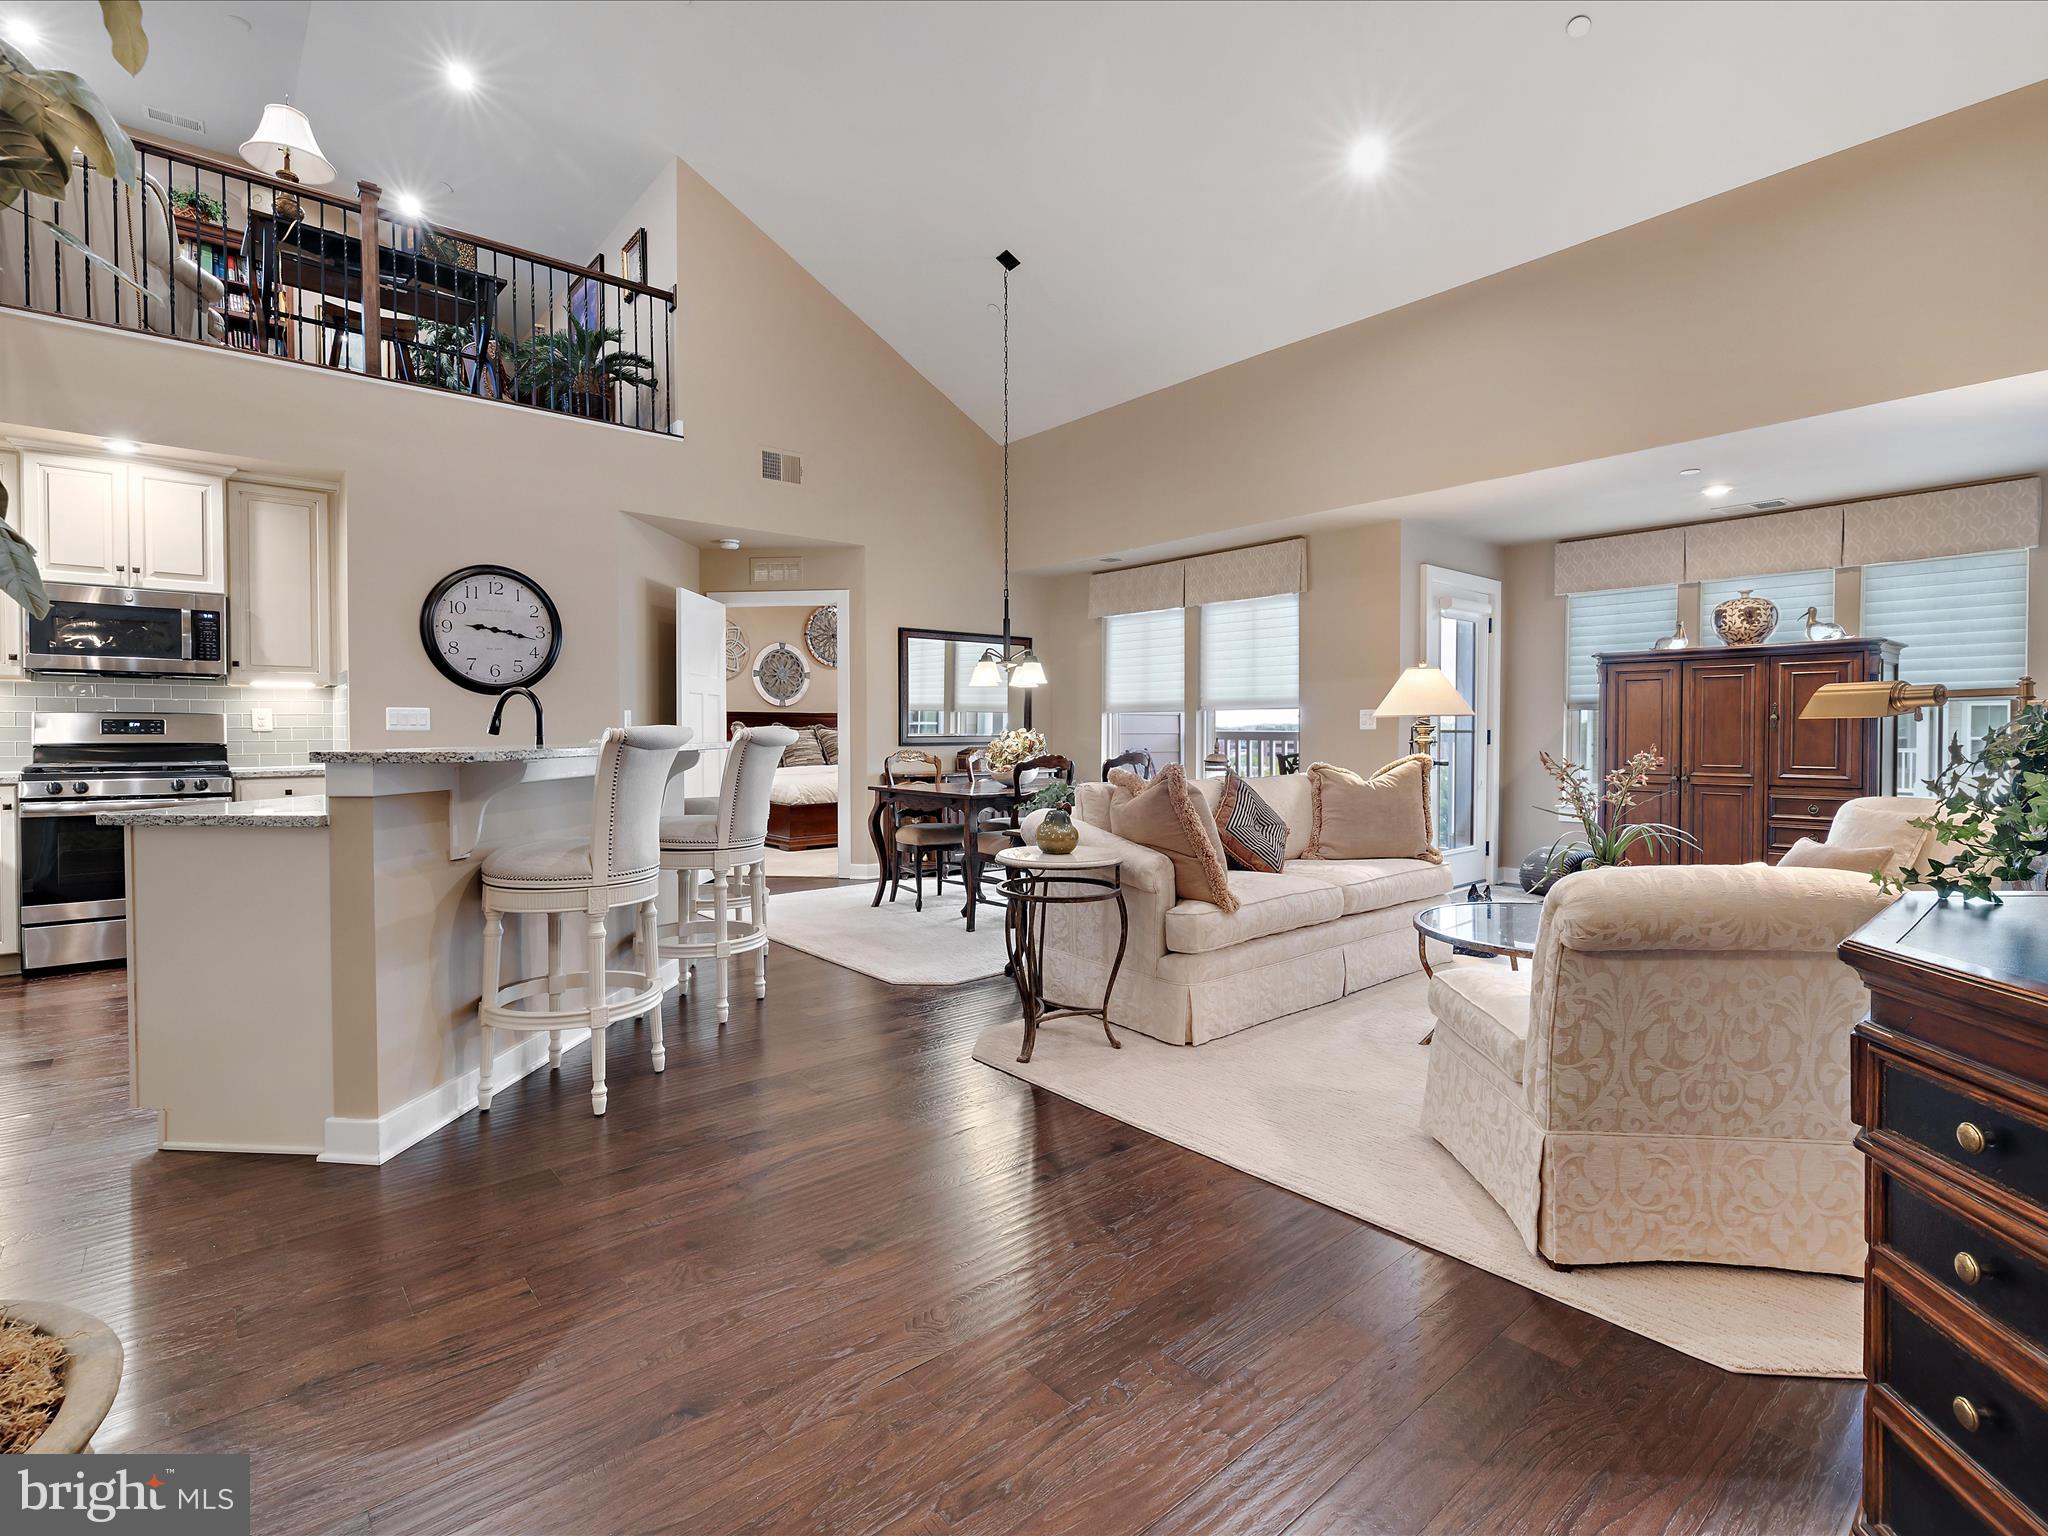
1422,862,1896,1276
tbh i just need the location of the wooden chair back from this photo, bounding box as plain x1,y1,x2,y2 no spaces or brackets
883,749,943,786
1101,747,1154,781
1012,754,1075,796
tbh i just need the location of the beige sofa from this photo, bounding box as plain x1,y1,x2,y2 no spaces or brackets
1423,795,1945,1275
1032,772,1452,1046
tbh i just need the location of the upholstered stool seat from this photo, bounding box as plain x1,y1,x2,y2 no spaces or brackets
476,726,690,1118
660,725,795,1023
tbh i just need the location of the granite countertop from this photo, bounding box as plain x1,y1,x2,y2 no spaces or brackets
0,772,17,787
311,746,601,765
231,764,327,780
98,795,329,829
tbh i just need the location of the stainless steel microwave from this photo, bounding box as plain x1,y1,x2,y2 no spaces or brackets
25,583,227,679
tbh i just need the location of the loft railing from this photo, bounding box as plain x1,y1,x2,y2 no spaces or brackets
1213,727,1299,778
0,132,678,435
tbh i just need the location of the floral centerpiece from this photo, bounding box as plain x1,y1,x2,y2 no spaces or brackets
1882,703,2048,904
1538,748,1695,882
985,727,1047,772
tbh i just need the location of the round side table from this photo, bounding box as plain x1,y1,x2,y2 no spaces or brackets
995,845,1128,1064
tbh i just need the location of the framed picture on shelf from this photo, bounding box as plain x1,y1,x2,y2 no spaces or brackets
621,227,647,286
570,252,604,329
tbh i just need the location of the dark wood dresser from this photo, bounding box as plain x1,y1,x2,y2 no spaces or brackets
1845,892,2048,1536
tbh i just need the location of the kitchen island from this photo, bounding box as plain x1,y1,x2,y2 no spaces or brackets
105,742,709,1164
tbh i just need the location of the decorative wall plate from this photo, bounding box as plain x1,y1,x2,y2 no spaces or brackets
752,641,811,705
805,604,839,669
724,620,749,678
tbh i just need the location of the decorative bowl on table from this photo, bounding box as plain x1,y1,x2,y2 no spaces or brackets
1035,808,1080,855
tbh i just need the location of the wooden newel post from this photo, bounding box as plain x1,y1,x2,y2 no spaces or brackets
356,179,384,379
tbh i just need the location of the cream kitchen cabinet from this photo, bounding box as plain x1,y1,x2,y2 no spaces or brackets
227,483,333,685
19,451,226,593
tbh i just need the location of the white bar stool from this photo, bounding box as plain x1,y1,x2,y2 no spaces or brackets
659,724,795,1023
477,725,690,1117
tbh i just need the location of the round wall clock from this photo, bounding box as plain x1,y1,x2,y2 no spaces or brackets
752,641,811,706
804,604,839,668
420,565,563,694
725,619,749,678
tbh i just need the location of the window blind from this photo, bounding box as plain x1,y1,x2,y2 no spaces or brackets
1699,570,1834,646
905,639,945,711
1862,549,2029,689
1199,593,1299,710
1566,586,1677,704
952,643,1009,711
1104,607,1185,713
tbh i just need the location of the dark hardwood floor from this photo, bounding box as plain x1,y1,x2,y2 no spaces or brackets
0,881,1861,1534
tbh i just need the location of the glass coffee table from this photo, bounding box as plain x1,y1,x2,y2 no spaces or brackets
1414,899,1543,979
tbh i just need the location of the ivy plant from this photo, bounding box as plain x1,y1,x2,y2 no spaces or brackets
1885,703,2048,904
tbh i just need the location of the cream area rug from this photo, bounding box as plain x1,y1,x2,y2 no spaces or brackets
972,966,1860,1378
768,880,1010,985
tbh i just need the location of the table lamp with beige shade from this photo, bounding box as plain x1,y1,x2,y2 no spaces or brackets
239,103,335,220
1375,665,1474,759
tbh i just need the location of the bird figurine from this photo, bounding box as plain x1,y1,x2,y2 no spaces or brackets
1802,607,1849,641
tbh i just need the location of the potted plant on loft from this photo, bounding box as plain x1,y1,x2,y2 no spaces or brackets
1883,704,2048,904
1534,747,1695,890
0,1300,125,1453
508,317,655,423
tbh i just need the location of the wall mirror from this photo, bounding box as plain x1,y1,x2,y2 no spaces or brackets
897,627,1031,745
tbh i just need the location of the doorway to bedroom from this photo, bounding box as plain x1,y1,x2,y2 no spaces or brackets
710,587,856,883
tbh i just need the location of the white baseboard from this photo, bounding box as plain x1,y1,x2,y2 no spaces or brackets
847,862,879,880
321,1026,592,1165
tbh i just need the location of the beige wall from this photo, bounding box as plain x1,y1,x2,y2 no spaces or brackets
616,514,700,728
1013,84,2048,573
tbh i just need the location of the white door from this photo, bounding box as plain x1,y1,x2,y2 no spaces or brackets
228,484,331,683
675,587,727,798
128,463,225,592
1421,565,1502,888
27,453,126,585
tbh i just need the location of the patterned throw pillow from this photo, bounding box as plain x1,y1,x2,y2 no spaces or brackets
1215,770,1288,873
781,729,826,767
813,725,839,763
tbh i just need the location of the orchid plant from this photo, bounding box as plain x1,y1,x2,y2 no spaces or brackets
1540,747,1696,874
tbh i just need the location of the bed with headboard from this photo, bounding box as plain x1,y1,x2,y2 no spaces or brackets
728,709,840,850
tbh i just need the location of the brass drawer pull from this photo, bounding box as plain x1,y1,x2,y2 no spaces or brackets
1954,1251,1984,1286
1956,1121,1989,1155
1952,1394,1987,1434
1806,802,1821,816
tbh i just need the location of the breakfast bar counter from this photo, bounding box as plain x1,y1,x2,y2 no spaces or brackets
112,742,705,1165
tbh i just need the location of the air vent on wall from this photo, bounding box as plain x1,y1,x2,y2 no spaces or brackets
751,557,803,585
1749,498,1790,511
760,448,802,485
145,105,206,134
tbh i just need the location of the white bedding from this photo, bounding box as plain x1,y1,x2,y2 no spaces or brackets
770,764,839,806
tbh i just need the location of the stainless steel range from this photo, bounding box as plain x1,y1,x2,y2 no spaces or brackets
19,712,231,971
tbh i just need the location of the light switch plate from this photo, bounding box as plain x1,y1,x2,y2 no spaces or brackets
387,706,431,731
622,709,633,727
1359,709,1376,730
251,707,274,733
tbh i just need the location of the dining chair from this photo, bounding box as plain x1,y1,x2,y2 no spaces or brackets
884,749,961,912
1101,746,1155,782
973,753,1074,867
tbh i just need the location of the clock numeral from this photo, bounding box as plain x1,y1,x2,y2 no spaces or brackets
438,619,453,633
450,600,467,615
529,604,541,618
446,641,460,655
466,659,478,671
488,580,505,595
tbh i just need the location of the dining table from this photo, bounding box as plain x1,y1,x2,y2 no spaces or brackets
866,774,1025,932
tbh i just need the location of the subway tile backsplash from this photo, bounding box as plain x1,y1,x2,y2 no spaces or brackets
0,677,344,771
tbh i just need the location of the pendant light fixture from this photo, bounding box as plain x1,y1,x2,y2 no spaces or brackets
970,250,1048,691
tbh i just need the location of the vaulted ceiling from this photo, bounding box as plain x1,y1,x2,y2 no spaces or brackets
21,1,2048,437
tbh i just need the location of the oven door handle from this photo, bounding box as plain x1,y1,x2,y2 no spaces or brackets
19,796,222,819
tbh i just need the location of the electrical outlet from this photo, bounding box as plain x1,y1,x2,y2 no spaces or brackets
1359,709,1376,730
251,707,274,733
386,706,431,731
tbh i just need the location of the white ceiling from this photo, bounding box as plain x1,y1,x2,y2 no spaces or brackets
16,2,2048,438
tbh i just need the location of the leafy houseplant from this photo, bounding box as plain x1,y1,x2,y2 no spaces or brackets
166,184,227,225
1023,780,1075,815
509,318,655,422
1883,703,2048,905
1539,748,1696,880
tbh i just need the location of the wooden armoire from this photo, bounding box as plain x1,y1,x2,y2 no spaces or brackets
1598,638,1902,865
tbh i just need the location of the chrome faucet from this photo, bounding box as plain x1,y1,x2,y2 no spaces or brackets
488,687,544,747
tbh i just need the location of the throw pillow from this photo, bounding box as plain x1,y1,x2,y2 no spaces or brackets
781,729,826,767
813,724,839,763
1111,763,1239,912
1305,756,1441,863
1777,837,1897,876
1215,770,1288,874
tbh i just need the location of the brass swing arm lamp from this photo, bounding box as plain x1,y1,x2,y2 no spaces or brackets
1799,676,2038,721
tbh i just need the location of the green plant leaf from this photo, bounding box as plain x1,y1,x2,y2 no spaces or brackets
98,1,149,75
0,38,136,185
0,519,50,621
40,215,171,304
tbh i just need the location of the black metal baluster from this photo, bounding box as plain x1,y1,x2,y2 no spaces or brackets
79,163,92,322
665,295,675,436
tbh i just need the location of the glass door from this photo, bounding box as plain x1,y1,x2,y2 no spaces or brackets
1421,566,1502,888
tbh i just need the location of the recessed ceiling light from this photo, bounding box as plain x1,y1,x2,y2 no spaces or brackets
716,538,741,551
1347,134,1391,179
103,438,138,455
391,190,423,219
1565,15,1592,40
444,60,477,93
1678,467,1702,477
3,17,40,48
1702,483,1734,498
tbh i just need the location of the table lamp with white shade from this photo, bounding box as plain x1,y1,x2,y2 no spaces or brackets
1375,665,1474,759
239,103,334,219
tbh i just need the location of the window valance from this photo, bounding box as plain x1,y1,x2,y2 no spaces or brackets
1552,527,1684,596
1088,537,1305,618
1840,478,2041,567
1683,505,1843,585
